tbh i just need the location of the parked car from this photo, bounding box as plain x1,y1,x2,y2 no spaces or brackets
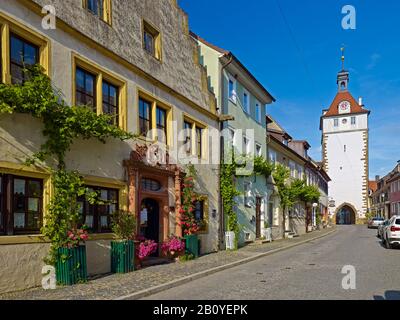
368,217,385,229
377,220,389,238
382,216,400,249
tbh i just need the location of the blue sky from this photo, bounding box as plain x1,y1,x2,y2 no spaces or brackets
178,0,400,179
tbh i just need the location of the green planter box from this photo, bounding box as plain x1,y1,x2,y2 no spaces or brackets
56,245,88,286
184,234,199,258
111,240,135,273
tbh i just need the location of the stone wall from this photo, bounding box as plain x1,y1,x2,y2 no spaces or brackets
30,0,214,112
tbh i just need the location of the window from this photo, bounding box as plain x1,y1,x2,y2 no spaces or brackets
334,119,339,127
256,144,262,157
143,20,161,60
139,97,152,137
76,67,96,111
84,0,112,24
344,145,347,153
289,161,296,178
268,201,274,227
73,55,126,129
255,103,262,123
0,175,43,235
194,196,208,233
196,127,204,159
183,117,207,159
156,107,167,143
244,182,251,208
243,91,250,114
141,178,161,192
78,186,118,233
351,116,356,125
243,136,250,155
10,34,39,84
228,77,237,103
184,121,193,154
269,149,277,164
102,80,119,126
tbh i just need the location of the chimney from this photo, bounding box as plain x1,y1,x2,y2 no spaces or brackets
358,97,363,106
375,175,380,182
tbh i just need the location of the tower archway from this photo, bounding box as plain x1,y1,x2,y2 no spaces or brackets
335,203,357,225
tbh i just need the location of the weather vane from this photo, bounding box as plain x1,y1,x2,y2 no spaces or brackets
341,46,345,70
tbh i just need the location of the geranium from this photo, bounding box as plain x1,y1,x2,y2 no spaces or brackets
161,236,185,257
63,227,89,248
138,240,158,260
179,172,200,235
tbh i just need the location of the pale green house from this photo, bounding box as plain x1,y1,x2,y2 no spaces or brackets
192,33,275,246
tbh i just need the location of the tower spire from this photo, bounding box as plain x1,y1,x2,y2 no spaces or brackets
341,46,345,71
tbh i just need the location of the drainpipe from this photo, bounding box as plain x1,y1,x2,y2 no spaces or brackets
218,53,234,250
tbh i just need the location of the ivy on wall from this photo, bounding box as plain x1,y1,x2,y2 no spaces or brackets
0,66,135,264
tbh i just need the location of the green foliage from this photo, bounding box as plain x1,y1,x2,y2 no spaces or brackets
111,210,137,241
180,165,200,235
0,65,134,168
254,156,274,178
41,170,91,264
220,153,241,249
179,253,195,262
0,65,135,265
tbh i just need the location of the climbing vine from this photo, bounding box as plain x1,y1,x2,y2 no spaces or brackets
0,65,135,264
180,165,200,236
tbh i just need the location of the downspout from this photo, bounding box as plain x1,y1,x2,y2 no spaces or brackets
218,53,234,250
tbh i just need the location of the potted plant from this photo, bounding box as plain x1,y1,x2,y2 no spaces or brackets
138,239,158,265
161,235,185,261
56,227,89,286
110,210,137,274
180,175,200,258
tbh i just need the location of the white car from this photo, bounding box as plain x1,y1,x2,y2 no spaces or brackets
377,220,389,239
382,215,400,249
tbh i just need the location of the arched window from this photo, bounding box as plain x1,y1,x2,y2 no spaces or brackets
141,178,162,192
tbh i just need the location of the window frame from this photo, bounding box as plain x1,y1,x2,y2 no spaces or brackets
0,12,50,84
75,66,97,112
351,116,356,125
0,173,46,236
102,79,119,126
137,89,173,145
78,185,119,234
334,118,339,127
9,33,39,84
139,97,152,138
72,54,127,130
243,89,250,114
156,106,167,144
142,20,162,61
83,0,112,25
255,102,262,123
228,74,237,104
244,181,252,208
183,114,207,160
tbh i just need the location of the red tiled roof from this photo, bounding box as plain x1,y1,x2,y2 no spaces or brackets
369,181,378,193
323,91,369,117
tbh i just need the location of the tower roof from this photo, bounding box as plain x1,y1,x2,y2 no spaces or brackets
323,91,370,118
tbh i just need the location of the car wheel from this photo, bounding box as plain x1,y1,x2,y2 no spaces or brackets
385,238,392,249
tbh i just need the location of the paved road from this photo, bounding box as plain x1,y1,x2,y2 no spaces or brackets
144,226,400,300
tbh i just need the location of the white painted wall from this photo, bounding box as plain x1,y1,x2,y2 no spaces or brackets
323,113,368,219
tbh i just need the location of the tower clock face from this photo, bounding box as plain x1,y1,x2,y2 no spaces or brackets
338,101,351,114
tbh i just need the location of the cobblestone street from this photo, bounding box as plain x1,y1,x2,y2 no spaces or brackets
0,228,335,300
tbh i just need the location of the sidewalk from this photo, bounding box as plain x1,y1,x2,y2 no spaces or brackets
0,227,336,300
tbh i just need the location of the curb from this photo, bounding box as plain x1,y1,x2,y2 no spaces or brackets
115,228,337,300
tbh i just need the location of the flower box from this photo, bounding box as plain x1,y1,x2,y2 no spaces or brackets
56,245,87,286
184,234,199,258
111,240,135,274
